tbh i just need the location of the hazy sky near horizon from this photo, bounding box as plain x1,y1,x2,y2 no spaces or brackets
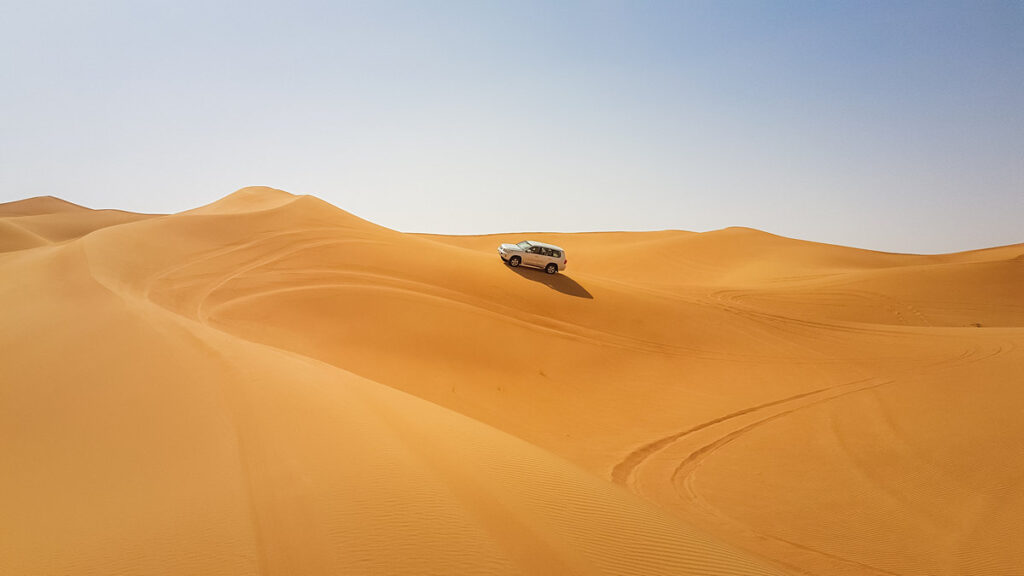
2,1,1021,253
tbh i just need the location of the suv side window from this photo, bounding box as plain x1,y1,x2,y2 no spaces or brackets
551,250,561,258
530,246,542,254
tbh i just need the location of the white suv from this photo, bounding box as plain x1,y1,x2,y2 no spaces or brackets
498,241,567,274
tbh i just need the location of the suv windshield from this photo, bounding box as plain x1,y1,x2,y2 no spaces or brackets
516,241,531,250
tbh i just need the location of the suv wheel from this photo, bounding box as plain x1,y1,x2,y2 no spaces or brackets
545,263,558,274
509,256,521,267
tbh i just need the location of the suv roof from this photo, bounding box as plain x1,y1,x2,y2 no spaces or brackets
524,240,565,251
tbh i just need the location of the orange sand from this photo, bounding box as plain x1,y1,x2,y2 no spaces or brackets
2,187,1021,575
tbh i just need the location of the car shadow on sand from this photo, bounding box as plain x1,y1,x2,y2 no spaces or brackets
505,265,593,299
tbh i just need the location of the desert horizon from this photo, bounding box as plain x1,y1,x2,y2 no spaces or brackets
3,186,1022,575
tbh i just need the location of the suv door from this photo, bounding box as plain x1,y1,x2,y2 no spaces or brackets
539,247,556,267
525,245,544,267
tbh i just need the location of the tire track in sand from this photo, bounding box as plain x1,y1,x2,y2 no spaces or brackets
610,341,1008,575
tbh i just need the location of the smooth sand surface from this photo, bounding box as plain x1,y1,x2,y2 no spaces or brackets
2,187,1022,575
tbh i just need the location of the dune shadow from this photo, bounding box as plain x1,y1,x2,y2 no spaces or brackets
504,265,593,299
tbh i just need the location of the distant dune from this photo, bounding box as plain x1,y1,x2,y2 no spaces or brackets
2,187,1022,575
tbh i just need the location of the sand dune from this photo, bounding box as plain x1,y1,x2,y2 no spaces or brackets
2,187,1022,575
0,196,155,253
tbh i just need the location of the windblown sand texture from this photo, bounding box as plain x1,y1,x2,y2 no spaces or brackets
3,187,1022,575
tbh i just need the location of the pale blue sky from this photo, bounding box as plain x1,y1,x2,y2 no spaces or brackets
2,1,1021,253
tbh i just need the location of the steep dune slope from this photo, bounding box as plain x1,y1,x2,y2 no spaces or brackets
2,188,784,576
3,186,1022,575
109,192,895,472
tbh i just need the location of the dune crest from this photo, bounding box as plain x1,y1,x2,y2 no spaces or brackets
0,196,154,253
185,185,300,215
0,195,91,217
2,188,1022,575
